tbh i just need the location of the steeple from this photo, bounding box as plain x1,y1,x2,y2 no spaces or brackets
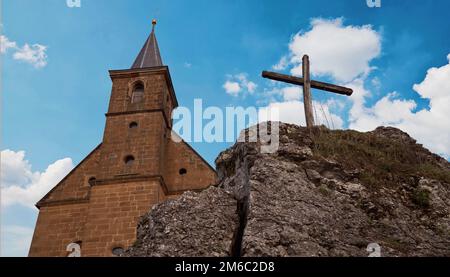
131,19,163,69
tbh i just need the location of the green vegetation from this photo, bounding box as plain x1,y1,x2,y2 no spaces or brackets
310,128,450,188
318,184,331,197
383,238,409,252
412,188,431,208
416,163,450,184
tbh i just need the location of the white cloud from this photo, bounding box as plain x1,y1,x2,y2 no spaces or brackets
259,100,343,129
246,81,257,93
1,150,39,188
1,35,48,68
0,35,17,54
223,73,258,96
264,17,449,159
223,81,241,96
1,149,73,208
260,85,302,103
13,44,48,68
235,73,257,93
259,17,380,130
325,98,346,112
349,54,450,158
281,86,302,101
288,18,381,83
272,56,288,71
0,225,34,257
371,77,381,89
184,62,192,68
413,54,450,102
349,91,416,131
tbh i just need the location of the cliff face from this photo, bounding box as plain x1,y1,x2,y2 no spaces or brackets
125,123,450,257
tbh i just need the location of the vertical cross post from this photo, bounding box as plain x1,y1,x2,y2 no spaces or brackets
302,55,315,128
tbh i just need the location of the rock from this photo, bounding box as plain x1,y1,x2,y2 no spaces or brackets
124,187,239,257
371,126,416,143
305,169,322,182
277,143,313,162
125,123,450,257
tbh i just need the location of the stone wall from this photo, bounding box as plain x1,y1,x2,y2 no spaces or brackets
29,203,89,257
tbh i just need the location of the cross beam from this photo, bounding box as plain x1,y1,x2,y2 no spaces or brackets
262,71,353,96
262,55,353,128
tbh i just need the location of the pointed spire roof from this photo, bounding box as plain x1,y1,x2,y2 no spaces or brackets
131,19,163,69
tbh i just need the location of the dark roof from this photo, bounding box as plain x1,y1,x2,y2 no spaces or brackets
131,23,163,69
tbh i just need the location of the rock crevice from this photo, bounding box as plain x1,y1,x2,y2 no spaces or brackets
230,195,249,257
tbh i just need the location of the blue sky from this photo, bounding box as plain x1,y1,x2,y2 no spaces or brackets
1,0,450,256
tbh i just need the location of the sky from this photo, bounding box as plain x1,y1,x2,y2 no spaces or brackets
1,0,449,256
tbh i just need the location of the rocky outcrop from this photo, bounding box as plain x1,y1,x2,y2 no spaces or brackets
125,123,450,257
124,187,238,257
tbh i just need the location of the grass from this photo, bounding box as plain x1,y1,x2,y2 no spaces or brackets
318,184,331,197
416,163,450,184
383,238,410,252
412,188,431,208
310,128,450,188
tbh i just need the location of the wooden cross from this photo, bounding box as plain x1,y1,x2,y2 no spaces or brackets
262,55,353,128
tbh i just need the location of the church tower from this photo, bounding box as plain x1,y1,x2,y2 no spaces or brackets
28,21,216,257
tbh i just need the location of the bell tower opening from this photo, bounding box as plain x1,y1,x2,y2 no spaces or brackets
131,82,144,104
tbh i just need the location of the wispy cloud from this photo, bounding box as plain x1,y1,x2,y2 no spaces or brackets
0,35,48,68
0,35,17,54
272,56,288,71
223,73,257,97
13,44,48,68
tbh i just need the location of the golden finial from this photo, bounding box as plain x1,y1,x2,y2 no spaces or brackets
152,19,157,26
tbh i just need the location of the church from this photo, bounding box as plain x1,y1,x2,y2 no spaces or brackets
28,20,216,257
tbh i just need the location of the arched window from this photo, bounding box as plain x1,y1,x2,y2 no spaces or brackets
129,122,138,129
124,155,135,166
131,83,144,104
